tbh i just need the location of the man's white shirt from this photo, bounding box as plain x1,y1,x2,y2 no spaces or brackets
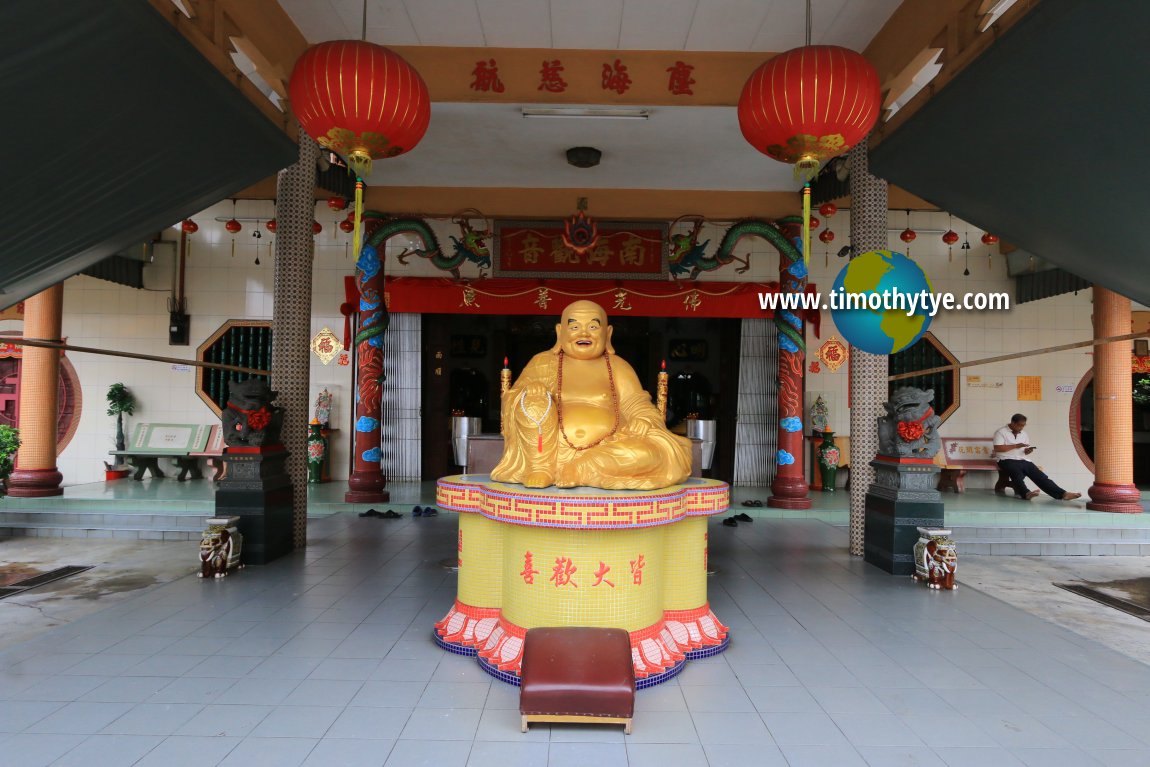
993,426,1030,461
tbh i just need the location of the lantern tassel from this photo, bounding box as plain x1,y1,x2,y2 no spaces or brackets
802,183,812,269
348,151,373,181
352,178,365,262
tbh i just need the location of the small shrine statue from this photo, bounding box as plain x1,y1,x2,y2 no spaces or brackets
913,528,958,590
222,379,284,447
313,388,333,428
810,395,829,433
876,387,941,459
198,516,243,578
491,300,691,490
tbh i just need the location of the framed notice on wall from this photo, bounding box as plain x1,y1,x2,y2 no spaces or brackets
1017,376,1042,401
494,220,668,280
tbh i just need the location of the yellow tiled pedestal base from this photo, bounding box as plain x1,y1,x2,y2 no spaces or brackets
433,474,731,687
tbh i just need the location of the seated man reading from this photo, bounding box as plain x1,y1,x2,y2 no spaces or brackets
993,413,1081,501
491,300,691,490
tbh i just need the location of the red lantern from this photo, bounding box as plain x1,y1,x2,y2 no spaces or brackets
738,46,881,177
266,219,277,233
327,196,348,211
900,228,917,243
942,230,959,245
808,215,820,229
181,219,198,234
313,221,323,235
289,40,431,179
225,219,242,234
819,229,835,243
981,232,999,245
819,202,838,217
339,219,354,234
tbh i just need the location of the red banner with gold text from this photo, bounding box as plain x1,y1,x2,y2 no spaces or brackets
381,277,820,332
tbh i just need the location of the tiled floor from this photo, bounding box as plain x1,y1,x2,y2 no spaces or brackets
4,508,1150,766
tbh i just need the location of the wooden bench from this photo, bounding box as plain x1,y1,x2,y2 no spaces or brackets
520,627,635,734
110,423,219,481
936,437,1011,494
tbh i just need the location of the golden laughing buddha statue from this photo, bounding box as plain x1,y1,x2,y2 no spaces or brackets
491,300,692,490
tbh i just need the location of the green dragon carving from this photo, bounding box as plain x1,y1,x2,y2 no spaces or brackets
361,211,491,280
669,217,806,352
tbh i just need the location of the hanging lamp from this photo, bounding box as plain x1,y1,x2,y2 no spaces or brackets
737,0,881,266
288,1,431,264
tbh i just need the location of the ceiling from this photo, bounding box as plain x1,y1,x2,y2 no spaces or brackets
276,0,903,192
280,0,902,52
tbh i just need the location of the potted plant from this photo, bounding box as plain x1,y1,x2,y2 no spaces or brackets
0,425,19,495
105,383,136,478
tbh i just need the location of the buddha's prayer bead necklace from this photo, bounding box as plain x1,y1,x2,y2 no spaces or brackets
556,350,619,451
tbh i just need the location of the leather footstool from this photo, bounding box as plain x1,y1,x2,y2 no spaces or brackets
519,627,635,734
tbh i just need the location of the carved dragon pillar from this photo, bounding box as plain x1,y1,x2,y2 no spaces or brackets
345,235,390,503
768,217,811,509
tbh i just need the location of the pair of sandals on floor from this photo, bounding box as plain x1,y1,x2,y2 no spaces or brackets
358,505,438,519
723,512,754,527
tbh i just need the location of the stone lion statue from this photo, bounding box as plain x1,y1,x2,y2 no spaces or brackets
876,386,941,459
222,379,284,447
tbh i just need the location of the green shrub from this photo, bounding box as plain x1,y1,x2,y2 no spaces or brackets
0,424,20,487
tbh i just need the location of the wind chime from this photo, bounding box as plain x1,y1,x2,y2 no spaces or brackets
736,0,881,266
962,233,972,276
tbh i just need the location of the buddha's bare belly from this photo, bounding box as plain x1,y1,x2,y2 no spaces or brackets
559,400,615,446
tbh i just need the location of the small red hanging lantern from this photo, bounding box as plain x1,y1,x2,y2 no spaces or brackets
808,215,820,229
225,219,242,234
312,221,323,235
327,196,348,211
181,219,198,234
339,219,354,234
819,229,835,243
818,202,838,218
900,228,917,243
266,219,277,233
981,232,1000,245
942,230,959,245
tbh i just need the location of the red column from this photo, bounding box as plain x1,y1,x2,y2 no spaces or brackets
768,219,811,510
1087,287,1140,513
344,244,390,503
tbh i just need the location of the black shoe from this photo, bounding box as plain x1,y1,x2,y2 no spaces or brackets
358,508,383,518
413,506,423,517
722,517,738,527
381,509,403,519
735,513,753,523
422,507,438,517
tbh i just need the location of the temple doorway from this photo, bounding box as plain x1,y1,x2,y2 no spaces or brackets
419,313,741,483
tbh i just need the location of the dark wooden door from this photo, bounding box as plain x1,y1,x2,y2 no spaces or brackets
421,314,454,480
